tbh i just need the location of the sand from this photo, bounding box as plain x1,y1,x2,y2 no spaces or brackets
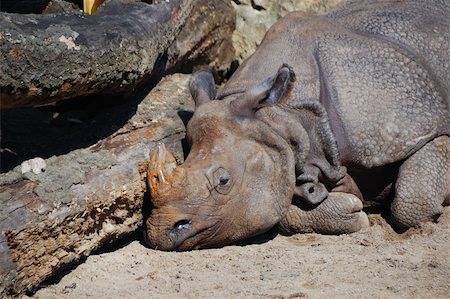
24,207,449,299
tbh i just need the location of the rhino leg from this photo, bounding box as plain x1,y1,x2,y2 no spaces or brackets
278,192,370,235
391,136,450,231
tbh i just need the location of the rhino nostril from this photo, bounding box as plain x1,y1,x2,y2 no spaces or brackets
173,219,192,231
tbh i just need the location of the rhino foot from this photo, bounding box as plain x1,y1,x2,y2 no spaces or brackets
391,136,450,231
279,192,370,235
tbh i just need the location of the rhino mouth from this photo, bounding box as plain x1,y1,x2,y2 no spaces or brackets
145,214,221,251
167,219,200,249
174,221,223,251
169,219,193,243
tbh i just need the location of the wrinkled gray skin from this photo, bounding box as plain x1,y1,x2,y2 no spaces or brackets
146,0,450,250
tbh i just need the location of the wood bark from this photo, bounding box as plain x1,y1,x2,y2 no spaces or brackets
0,74,194,295
0,0,235,109
0,0,192,108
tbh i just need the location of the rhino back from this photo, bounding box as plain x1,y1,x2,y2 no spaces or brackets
317,0,449,167
221,0,449,168
327,0,449,85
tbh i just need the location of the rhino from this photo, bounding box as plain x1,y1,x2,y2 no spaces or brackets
144,0,450,250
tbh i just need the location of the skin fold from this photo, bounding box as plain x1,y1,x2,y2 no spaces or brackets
145,0,450,250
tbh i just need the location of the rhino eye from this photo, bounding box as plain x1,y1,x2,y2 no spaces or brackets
219,176,229,185
213,168,232,194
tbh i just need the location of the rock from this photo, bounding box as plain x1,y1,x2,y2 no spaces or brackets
232,0,344,62
20,158,46,175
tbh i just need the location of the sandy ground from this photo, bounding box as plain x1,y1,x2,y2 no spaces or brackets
23,207,449,299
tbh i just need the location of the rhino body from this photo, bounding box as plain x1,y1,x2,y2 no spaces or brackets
146,0,450,250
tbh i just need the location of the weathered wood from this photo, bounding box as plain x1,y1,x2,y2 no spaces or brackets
0,74,194,295
0,0,236,109
164,0,236,78
0,0,193,108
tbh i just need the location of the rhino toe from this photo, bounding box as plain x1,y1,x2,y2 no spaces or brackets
315,192,370,234
354,211,370,231
279,192,370,235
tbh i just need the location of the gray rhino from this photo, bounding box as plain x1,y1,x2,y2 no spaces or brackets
145,0,450,250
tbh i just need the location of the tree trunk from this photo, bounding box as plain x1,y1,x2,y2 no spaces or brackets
0,74,194,295
0,0,192,108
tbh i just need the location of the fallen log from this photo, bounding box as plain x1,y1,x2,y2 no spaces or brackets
0,0,190,109
0,0,235,109
0,74,193,295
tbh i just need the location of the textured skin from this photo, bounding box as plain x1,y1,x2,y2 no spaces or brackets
279,192,369,235
146,0,450,250
391,136,450,230
219,0,449,232
220,0,449,168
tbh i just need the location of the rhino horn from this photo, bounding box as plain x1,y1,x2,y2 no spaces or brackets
231,64,295,115
147,143,179,199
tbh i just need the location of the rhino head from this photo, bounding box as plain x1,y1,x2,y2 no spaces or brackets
145,65,339,250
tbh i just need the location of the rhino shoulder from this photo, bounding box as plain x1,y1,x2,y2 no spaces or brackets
314,27,449,168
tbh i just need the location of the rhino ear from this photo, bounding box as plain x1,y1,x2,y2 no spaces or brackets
189,69,217,108
232,64,295,114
